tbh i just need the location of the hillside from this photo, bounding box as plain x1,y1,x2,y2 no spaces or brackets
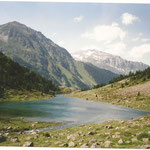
0,21,118,89
0,52,58,101
69,67,150,111
72,49,148,75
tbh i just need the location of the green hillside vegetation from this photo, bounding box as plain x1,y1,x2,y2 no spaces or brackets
69,67,150,111
0,52,58,101
0,21,117,89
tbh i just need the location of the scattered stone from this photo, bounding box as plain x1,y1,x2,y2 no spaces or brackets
104,140,112,147
91,143,101,148
59,143,68,147
118,139,124,144
55,141,61,145
115,127,119,130
126,141,130,144
68,141,76,147
32,124,35,127
34,135,38,139
4,133,9,136
7,126,12,130
143,138,149,142
11,137,19,142
105,125,113,129
80,143,89,148
131,137,138,142
135,145,150,149
89,138,97,143
88,131,96,135
23,142,34,147
26,136,32,140
112,135,120,138
121,121,125,124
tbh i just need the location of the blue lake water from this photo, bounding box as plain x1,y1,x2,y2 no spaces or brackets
0,95,149,130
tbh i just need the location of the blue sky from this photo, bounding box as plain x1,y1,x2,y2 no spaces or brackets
0,2,150,65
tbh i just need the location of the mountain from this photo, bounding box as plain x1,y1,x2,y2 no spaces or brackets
72,49,149,75
0,21,118,89
0,52,58,98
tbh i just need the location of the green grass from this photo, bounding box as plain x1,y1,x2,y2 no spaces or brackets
0,89,54,102
0,115,149,148
69,79,150,111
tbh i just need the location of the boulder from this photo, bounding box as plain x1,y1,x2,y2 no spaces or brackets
68,141,76,147
26,136,32,140
104,140,112,147
118,139,124,144
88,131,96,135
59,143,68,147
23,142,34,147
80,143,89,148
11,137,19,142
135,145,150,149
91,143,101,148
143,138,149,142
131,137,138,142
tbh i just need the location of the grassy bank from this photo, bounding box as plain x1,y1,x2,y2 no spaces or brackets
69,80,150,111
0,89,54,102
0,115,149,148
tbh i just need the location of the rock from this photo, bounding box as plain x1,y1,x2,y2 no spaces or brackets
104,140,112,147
11,137,19,142
88,131,96,135
32,124,35,127
135,145,150,149
121,121,125,124
126,141,130,144
112,135,120,138
80,143,89,148
59,143,68,147
105,125,113,129
131,137,138,142
34,135,38,139
23,142,34,147
89,138,97,143
91,143,101,148
7,126,12,130
118,139,124,144
55,141,61,145
68,141,76,147
4,133,9,136
0,136,6,143
26,136,32,140
143,138,149,142
115,127,119,130
67,134,76,140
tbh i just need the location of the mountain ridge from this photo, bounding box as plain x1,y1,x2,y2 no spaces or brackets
71,49,149,75
0,21,118,89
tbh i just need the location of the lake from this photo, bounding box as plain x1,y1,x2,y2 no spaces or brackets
0,95,149,130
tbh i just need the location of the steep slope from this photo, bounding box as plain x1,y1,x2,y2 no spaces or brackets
0,52,58,99
0,21,118,89
72,49,149,75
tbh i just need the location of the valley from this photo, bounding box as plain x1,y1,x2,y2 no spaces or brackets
0,21,149,149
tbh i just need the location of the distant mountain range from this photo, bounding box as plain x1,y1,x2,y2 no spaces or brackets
0,21,118,89
72,49,149,75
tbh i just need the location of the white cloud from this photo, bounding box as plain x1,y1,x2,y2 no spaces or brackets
105,42,126,56
129,44,150,58
81,22,126,43
73,15,83,23
121,13,140,25
141,38,150,42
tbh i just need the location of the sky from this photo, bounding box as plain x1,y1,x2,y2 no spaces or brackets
0,2,150,65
